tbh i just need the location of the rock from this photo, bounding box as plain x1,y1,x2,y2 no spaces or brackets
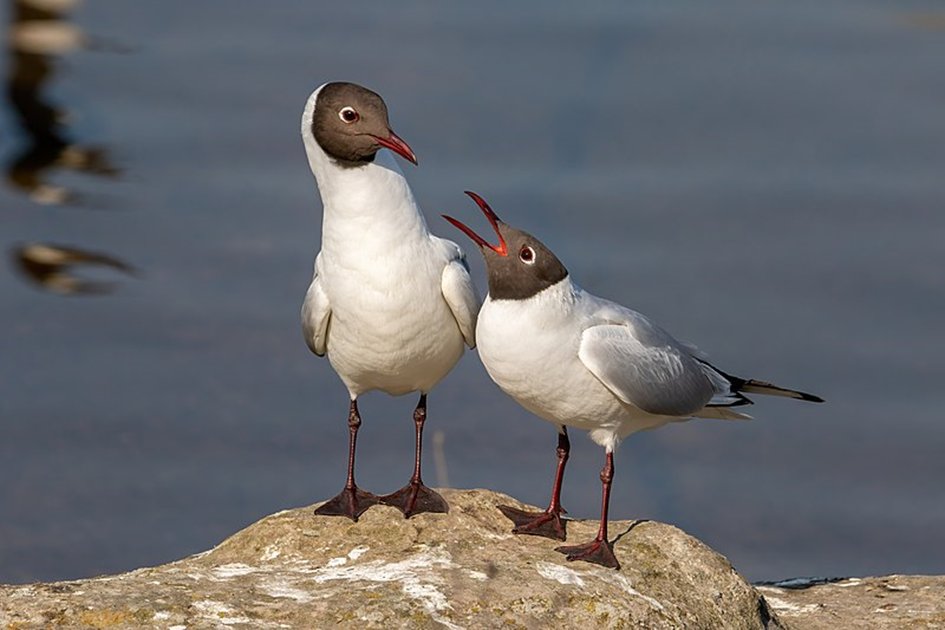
758,575,945,629
1,489,781,628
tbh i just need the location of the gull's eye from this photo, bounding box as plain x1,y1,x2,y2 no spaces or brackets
339,107,359,123
519,246,535,264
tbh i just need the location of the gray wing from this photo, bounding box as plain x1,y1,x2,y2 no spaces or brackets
301,255,331,356
578,316,715,417
440,252,480,349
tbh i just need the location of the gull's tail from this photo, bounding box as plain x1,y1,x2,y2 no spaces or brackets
694,359,824,420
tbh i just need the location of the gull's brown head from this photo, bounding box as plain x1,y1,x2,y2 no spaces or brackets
443,192,568,301
311,82,417,167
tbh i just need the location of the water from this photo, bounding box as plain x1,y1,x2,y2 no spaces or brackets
1,0,943,584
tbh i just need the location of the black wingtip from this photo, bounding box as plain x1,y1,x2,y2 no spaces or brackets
695,358,825,404
739,378,825,403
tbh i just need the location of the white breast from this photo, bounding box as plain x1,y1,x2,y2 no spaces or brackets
320,234,464,397
476,279,673,449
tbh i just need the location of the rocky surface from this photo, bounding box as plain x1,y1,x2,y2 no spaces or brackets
757,575,945,629
0,489,941,629
1,489,779,629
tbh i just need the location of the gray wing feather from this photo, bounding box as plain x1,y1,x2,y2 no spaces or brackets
301,256,331,356
578,323,714,417
677,339,710,361
441,257,480,348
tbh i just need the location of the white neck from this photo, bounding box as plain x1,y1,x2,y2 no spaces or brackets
301,84,429,246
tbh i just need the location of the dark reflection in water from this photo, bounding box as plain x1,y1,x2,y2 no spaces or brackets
5,0,119,204
4,0,130,292
11,242,136,294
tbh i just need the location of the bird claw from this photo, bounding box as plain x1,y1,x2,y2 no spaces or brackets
555,538,620,570
380,482,449,519
498,504,568,541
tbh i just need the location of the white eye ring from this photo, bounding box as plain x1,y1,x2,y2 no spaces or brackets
519,246,536,265
339,106,359,123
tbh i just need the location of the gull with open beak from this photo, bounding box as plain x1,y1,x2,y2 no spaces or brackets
300,82,480,522
444,192,822,569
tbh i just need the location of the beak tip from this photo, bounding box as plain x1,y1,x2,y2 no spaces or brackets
446,192,508,257
374,130,418,166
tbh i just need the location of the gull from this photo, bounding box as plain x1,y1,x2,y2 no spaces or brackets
444,192,822,568
300,82,479,521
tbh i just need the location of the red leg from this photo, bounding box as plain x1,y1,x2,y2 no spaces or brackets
314,399,380,521
555,450,620,569
499,427,570,540
380,394,449,518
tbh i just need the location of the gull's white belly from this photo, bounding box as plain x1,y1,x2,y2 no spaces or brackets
477,299,625,430
476,295,674,448
323,257,464,397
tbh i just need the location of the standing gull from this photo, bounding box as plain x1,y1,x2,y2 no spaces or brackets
444,192,822,569
300,82,479,521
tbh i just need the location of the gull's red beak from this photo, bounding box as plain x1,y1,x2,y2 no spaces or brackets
442,191,508,256
371,128,418,165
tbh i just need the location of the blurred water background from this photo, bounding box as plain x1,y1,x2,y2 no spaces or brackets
1,0,943,584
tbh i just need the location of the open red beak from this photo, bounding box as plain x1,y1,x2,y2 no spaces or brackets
442,191,508,256
371,129,418,165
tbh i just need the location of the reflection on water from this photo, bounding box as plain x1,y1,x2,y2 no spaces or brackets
5,0,118,204
4,0,129,292
11,242,135,294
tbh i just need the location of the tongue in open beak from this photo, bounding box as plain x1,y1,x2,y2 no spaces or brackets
442,191,508,256
371,129,418,165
